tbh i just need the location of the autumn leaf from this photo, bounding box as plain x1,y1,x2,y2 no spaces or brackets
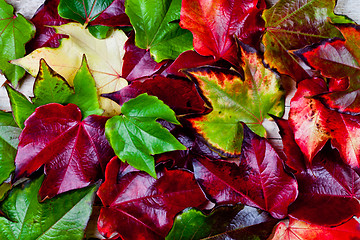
166,205,277,240
193,124,298,219
11,22,128,116
97,157,207,240
0,175,97,240
269,217,360,240
14,103,114,199
180,0,266,65
185,46,284,154
125,0,193,62
105,94,186,177
262,0,352,82
0,0,35,85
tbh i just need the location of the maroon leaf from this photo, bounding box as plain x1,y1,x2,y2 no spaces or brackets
89,0,130,27
14,103,114,199
122,33,168,81
97,157,207,240
102,75,210,115
289,145,360,226
193,124,298,219
26,0,70,51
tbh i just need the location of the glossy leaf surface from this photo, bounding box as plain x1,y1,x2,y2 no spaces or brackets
0,176,97,240
0,0,35,85
262,0,350,82
166,205,277,240
97,158,207,240
14,103,114,199
105,94,186,177
185,48,284,154
125,0,193,62
12,23,128,116
180,0,265,65
193,125,298,219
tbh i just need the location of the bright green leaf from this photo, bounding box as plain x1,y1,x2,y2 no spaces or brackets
185,46,284,155
0,176,97,240
0,0,35,85
106,93,186,178
0,111,20,184
125,0,193,62
88,25,113,39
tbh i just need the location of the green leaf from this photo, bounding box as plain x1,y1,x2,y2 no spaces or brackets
166,205,277,240
0,176,97,240
185,46,284,155
125,0,193,62
0,111,20,184
88,25,113,39
0,0,35,85
7,56,103,128
106,93,186,178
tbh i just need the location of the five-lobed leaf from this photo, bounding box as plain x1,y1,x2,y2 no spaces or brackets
0,0,35,85
0,175,97,240
105,93,186,178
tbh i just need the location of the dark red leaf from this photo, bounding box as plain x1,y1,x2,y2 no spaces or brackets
14,103,114,199
102,75,210,115
26,0,70,51
89,0,130,27
97,157,207,240
193,124,298,219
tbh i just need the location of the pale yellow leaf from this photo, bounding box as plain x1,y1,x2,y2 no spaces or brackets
11,22,128,116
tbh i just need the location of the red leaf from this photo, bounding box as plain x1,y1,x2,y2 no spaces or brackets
89,0,130,27
26,0,70,51
102,75,209,115
193,124,298,219
180,0,265,65
269,217,360,240
289,145,360,226
14,103,114,199
97,157,207,240
122,33,168,81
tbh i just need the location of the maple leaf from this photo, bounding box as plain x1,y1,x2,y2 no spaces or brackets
289,77,360,168
185,46,284,154
180,0,266,65
97,157,207,240
193,124,298,219
0,111,20,184
269,217,360,240
125,0,193,62
0,0,35,85
14,103,114,199
11,22,128,116
0,176,97,240
105,94,186,178
295,25,360,114
262,0,352,82
166,204,278,240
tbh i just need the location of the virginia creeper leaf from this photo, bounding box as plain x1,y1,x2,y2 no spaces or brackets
0,0,35,85
105,94,186,178
14,103,114,199
185,47,284,154
0,175,97,240
103,75,209,115
262,0,351,82
166,205,277,240
11,23,128,116
89,0,130,27
180,0,266,65
97,158,207,240
193,124,298,219
289,77,360,168
288,145,360,226
269,217,360,240
0,111,20,184
125,0,193,62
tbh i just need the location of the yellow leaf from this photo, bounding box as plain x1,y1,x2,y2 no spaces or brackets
11,23,128,116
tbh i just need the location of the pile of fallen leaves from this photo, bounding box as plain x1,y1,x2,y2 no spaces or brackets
0,0,359,239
